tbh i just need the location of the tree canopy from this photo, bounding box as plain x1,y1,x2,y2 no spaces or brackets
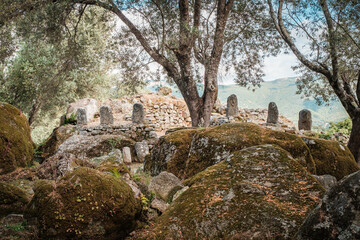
267,0,360,162
0,0,283,127
0,4,117,134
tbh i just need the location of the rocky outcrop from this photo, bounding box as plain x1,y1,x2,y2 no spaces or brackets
26,167,141,239
38,125,75,159
56,134,135,160
133,145,324,239
37,134,135,179
302,137,359,180
297,171,360,240
0,103,34,174
0,182,30,218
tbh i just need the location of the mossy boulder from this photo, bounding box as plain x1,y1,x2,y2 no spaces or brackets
302,137,359,180
145,129,198,178
0,182,30,218
135,145,324,239
25,167,141,239
0,102,34,174
38,125,75,159
185,123,316,178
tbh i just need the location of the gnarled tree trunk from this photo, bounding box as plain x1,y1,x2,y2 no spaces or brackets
348,114,360,164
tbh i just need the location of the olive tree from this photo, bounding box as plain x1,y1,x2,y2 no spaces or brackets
267,0,360,162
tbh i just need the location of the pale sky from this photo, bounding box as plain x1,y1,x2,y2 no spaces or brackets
263,53,299,81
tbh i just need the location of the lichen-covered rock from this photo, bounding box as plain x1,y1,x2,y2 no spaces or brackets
297,171,360,240
312,174,337,191
0,102,34,174
185,123,316,178
144,129,198,178
0,182,30,218
148,171,183,202
134,141,149,162
25,167,141,239
92,149,131,177
38,125,75,159
134,145,324,239
302,137,359,180
56,134,135,160
36,153,92,180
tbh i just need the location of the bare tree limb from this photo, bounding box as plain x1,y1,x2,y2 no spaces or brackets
268,0,331,78
357,71,360,103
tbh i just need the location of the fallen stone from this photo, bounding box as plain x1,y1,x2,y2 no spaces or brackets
148,171,183,202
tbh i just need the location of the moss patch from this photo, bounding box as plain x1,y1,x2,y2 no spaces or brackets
135,145,324,239
0,102,34,174
0,182,30,218
184,123,315,178
302,137,359,180
25,167,141,239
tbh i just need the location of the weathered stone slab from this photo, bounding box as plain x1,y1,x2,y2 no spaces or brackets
226,94,238,117
267,102,279,124
132,103,145,124
298,109,312,130
100,105,114,125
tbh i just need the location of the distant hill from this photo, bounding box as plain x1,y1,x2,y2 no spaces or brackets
148,77,348,126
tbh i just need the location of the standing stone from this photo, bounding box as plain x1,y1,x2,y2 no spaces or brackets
59,114,66,127
298,109,312,130
135,141,150,162
132,103,145,124
76,108,87,125
123,147,132,164
226,94,238,117
267,102,279,124
100,105,114,125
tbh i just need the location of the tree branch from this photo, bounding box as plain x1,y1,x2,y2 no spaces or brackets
267,0,330,78
319,0,339,78
357,71,360,103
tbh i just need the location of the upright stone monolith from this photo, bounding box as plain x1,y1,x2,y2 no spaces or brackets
267,102,279,124
298,109,312,130
76,108,87,125
132,103,144,124
226,94,238,117
100,105,114,125
59,114,66,127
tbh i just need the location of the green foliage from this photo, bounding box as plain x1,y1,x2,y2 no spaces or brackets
316,118,352,140
110,168,122,179
64,113,77,126
5,223,25,232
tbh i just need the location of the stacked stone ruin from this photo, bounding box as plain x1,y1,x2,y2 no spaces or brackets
69,93,314,143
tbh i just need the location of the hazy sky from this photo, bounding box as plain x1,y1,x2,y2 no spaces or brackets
263,53,298,81
218,52,299,85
